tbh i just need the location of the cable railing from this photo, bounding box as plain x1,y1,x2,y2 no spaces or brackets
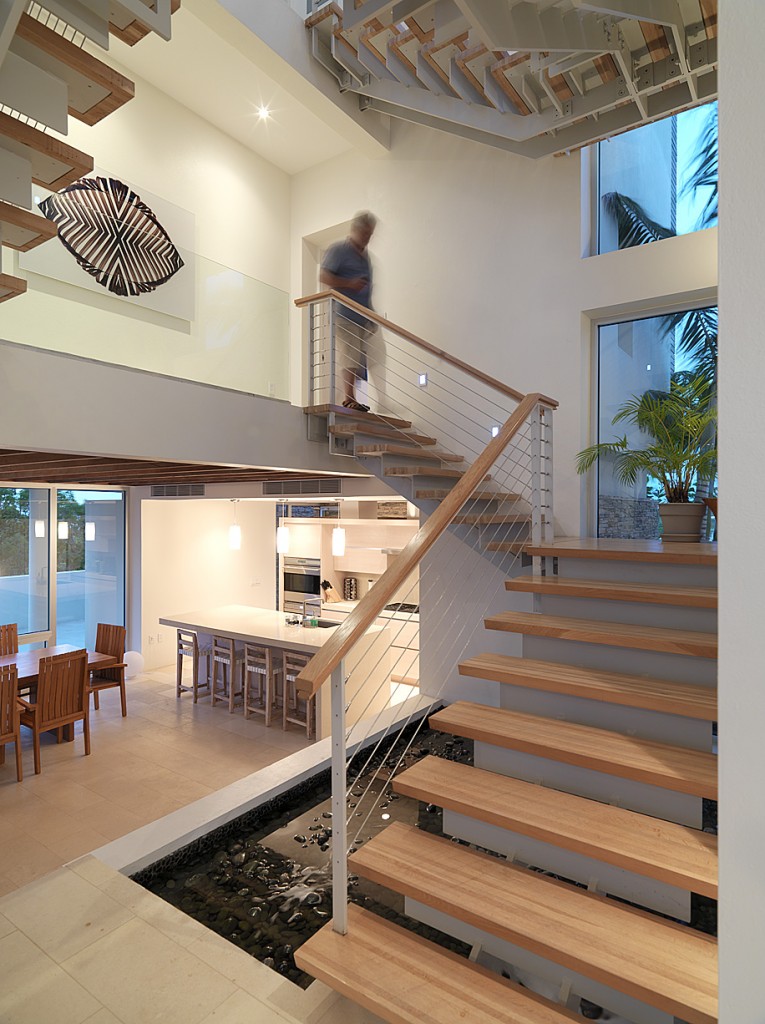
294,291,556,935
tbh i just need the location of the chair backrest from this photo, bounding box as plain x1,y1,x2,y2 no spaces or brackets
178,629,199,659
36,649,89,728
0,623,19,657
212,636,236,665
244,642,270,676
0,664,19,741
284,650,312,681
95,623,126,681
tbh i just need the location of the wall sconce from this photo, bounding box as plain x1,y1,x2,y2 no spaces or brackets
332,526,346,556
58,522,69,540
229,499,241,551
85,522,96,542
34,520,45,538
276,525,290,555
490,425,500,438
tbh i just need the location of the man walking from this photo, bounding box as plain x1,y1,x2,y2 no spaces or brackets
320,211,378,412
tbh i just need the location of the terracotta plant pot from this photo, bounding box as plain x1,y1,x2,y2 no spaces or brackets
702,497,718,520
658,502,706,543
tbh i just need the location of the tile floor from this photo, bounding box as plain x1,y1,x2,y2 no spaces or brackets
0,665,383,1023
0,665,312,896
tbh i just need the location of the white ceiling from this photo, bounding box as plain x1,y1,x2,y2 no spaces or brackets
104,0,354,175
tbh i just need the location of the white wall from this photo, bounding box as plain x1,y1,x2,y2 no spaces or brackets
140,498,278,670
718,4,762,1019
290,120,717,535
2,65,292,399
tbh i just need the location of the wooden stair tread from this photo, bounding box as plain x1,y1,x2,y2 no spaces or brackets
506,575,717,608
351,824,717,1024
394,756,718,897
0,273,26,302
485,610,717,658
429,702,717,797
459,653,717,720
416,488,523,502
0,199,56,251
391,673,419,686
526,537,718,566
304,403,412,428
0,111,93,190
355,443,464,463
454,513,532,525
13,13,135,126
330,422,437,445
295,904,580,1024
486,540,528,553
386,465,479,479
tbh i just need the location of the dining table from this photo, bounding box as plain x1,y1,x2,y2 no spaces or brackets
0,644,119,690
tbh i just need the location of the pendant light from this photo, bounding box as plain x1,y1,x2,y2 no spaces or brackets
332,526,346,556
276,525,290,555
228,500,241,551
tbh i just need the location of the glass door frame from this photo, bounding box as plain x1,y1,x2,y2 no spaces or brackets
0,480,127,647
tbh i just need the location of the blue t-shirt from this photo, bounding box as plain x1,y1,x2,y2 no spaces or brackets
321,239,373,327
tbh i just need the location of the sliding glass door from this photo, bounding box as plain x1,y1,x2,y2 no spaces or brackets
0,488,50,636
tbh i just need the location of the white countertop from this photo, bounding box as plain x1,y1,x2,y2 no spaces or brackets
324,600,419,621
160,604,386,654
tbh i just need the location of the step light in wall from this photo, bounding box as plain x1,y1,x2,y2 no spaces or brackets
229,500,241,551
491,425,500,438
276,525,290,555
332,526,346,556
418,373,428,387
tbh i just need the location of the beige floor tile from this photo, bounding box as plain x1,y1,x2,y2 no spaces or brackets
185,930,283,1001
63,918,237,1024
313,998,385,1024
26,777,107,814
0,835,67,887
0,912,15,939
0,931,100,1024
41,826,112,862
0,873,20,898
1,867,134,963
68,855,121,889
74,802,145,841
199,989,298,1024
83,1009,124,1024
266,978,342,1024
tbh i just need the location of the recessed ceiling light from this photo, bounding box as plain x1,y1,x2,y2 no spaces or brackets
257,106,271,121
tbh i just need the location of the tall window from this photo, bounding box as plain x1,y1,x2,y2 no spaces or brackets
597,305,717,538
56,490,125,647
597,101,718,254
0,488,50,636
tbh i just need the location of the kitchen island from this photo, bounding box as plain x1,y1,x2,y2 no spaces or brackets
159,605,393,740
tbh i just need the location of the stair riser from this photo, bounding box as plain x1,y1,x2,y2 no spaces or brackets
443,809,693,916
531,595,717,633
555,558,717,588
496,682,714,750
521,636,717,687
405,898,676,1024
474,742,703,827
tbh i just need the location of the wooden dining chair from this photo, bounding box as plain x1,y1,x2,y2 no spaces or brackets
19,649,90,775
176,629,212,703
0,665,22,782
210,636,244,713
283,651,316,739
243,642,280,726
88,623,128,716
0,623,18,656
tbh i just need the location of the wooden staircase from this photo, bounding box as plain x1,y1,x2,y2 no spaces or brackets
295,522,718,1023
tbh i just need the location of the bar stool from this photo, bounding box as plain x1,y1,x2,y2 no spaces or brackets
210,636,244,713
283,650,316,739
243,642,281,726
176,629,212,703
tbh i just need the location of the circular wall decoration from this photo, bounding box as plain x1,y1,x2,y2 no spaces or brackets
39,176,184,297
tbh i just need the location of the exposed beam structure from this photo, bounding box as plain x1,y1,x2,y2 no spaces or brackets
307,0,717,157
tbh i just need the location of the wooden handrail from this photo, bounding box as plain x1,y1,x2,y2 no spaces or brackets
295,290,558,408
295,392,546,697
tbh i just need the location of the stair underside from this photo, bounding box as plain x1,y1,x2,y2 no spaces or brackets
505,575,717,608
416,488,522,502
355,443,464,463
430,702,718,798
525,538,718,566
0,273,26,303
0,110,93,190
486,540,528,553
350,824,718,1024
394,756,718,897
0,199,57,251
295,904,580,1024
304,404,412,428
485,611,717,659
459,653,717,720
454,513,531,525
330,423,437,445
386,465,481,479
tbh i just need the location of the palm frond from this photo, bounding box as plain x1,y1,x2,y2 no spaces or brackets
681,104,718,229
601,192,675,249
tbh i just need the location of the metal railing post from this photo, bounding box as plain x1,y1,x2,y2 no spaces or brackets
530,402,543,576
328,298,336,410
542,403,555,575
331,659,348,935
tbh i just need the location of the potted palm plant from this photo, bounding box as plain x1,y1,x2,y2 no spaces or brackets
576,373,717,542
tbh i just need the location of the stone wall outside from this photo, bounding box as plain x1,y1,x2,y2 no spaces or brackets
598,495,660,539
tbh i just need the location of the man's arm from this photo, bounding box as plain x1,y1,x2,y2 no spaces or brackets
320,267,366,292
